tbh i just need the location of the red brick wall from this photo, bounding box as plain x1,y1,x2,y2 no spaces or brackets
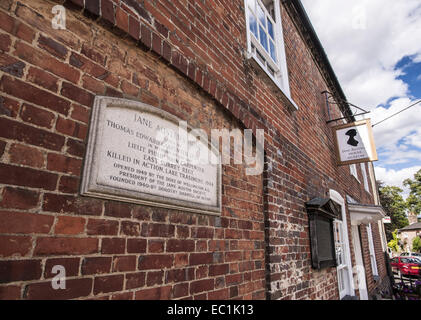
0,0,385,300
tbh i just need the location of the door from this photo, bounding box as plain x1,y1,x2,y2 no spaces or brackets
351,225,368,300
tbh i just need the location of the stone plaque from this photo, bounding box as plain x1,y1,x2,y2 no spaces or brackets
81,96,221,215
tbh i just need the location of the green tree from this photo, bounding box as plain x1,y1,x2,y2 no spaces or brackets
404,169,421,215
413,236,421,253
378,182,409,241
388,230,401,252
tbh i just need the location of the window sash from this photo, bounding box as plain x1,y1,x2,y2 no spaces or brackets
247,0,279,72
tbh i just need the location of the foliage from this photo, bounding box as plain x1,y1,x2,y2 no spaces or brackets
404,169,421,216
413,236,421,253
388,229,401,252
378,182,409,241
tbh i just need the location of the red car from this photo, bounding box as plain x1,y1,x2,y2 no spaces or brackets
391,256,421,277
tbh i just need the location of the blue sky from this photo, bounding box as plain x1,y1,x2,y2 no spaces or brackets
301,0,421,198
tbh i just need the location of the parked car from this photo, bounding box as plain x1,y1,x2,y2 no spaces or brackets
401,252,421,258
391,256,421,277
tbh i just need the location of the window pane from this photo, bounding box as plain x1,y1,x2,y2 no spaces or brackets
269,40,277,62
249,10,258,38
268,18,274,39
257,3,266,28
259,25,268,52
247,0,256,12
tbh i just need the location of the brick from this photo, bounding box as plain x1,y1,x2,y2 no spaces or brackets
14,41,80,84
58,175,80,193
134,286,171,300
127,239,147,253
0,140,5,157
209,264,229,276
101,238,126,254
138,254,173,270
0,118,65,151
82,257,112,275
190,279,214,295
20,103,55,129
0,285,21,300
115,6,129,33
112,255,136,272
27,67,59,92
93,275,124,295
111,292,133,300
70,104,90,124
0,95,20,117
100,0,115,25
0,260,42,283
0,187,39,210
120,221,140,236
173,283,189,298
189,253,213,266
81,43,106,66
147,240,164,253
54,216,86,235
44,258,80,278
85,0,100,17
0,211,53,234
7,150,35,174
24,279,92,300
47,153,82,176
105,201,132,218
61,82,94,107
208,288,229,300
141,223,175,238
128,15,140,40
0,235,32,258
38,35,68,59
0,54,23,78
140,24,151,49
43,193,103,216
15,22,35,43
69,52,108,80
0,10,14,33
146,271,163,286
192,227,214,239
125,272,146,290
56,117,88,140
0,34,11,51
34,237,98,256
0,163,57,191
151,32,162,55
166,239,195,252
165,268,193,283
87,219,119,236
121,80,139,97
1,75,70,115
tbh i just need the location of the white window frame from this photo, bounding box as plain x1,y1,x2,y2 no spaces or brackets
330,189,355,299
360,163,369,192
366,223,379,276
350,164,359,182
244,0,297,108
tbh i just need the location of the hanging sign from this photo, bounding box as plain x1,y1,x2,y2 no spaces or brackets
383,216,391,224
333,119,378,166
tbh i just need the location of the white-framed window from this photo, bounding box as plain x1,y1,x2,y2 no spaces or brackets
245,0,292,101
366,224,378,276
360,163,370,192
330,190,355,299
350,164,359,182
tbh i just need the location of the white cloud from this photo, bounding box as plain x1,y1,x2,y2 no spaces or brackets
301,0,421,107
375,166,421,199
301,0,421,173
